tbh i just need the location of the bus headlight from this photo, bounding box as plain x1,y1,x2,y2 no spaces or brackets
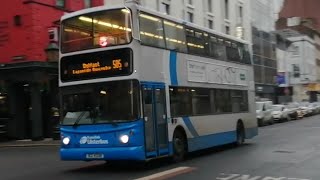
62,137,71,145
120,135,129,144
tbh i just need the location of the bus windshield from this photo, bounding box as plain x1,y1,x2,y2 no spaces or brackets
61,8,132,53
61,80,140,125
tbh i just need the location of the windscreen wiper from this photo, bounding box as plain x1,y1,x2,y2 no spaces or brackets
73,111,86,128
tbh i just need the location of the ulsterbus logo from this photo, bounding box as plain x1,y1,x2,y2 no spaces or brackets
79,136,108,145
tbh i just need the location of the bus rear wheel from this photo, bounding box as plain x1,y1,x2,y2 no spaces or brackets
172,130,187,162
235,122,245,146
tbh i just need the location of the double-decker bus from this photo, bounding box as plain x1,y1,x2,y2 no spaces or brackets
59,2,257,162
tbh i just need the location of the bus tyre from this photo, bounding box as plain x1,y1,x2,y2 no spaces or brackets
235,123,245,146
257,118,263,127
172,130,187,162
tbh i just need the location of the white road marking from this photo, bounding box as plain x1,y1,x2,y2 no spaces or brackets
134,166,195,180
261,177,287,180
234,175,261,180
216,173,310,180
217,173,241,180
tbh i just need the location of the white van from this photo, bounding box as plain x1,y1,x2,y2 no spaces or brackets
256,101,273,126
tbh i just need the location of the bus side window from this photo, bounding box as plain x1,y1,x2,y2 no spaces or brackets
163,20,187,53
139,13,166,48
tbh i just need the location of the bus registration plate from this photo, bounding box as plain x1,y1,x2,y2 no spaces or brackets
86,153,104,159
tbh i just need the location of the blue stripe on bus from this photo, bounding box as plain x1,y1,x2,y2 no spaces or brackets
187,131,236,152
169,51,178,85
182,117,199,137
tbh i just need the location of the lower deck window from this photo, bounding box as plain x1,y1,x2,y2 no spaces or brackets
169,86,248,117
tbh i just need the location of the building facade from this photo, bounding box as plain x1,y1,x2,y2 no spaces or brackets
276,0,320,102
0,0,103,140
250,0,278,102
105,0,252,42
276,33,317,102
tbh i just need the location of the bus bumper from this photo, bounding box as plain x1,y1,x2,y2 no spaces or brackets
60,146,146,161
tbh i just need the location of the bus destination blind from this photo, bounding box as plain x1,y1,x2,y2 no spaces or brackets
60,48,132,82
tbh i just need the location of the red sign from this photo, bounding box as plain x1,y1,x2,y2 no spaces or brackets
99,36,108,47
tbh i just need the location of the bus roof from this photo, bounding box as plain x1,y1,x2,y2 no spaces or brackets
61,5,126,21
138,6,250,45
61,4,250,45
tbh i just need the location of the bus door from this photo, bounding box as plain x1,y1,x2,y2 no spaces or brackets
142,84,169,158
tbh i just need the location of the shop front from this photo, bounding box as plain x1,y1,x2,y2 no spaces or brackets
307,83,320,102
0,61,59,140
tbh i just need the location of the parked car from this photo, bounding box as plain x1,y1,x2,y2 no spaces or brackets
256,101,273,126
299,102,313,117
271,105,290,122
309,102,320,115
286,102,303,119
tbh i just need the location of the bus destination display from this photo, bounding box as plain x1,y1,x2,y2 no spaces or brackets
60,48,132,82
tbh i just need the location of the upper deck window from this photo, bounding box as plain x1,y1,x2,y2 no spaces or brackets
61,9,132,53
139,13,166,48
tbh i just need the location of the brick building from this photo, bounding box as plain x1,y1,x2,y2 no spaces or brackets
0,0,103,140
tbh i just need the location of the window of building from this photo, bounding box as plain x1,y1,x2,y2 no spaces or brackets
56,0,65,8
291,45,300,56
253,36,262,55
224,0,229,19
13,15,22,26
225,25,230,35
292,64,300,78
160,2,170,15
208,0,213,13
253,55,262,65
187,12,194,23
238,5,243,23
84,0,91,8
139,13,166,48
263,40,272,58
254,65,263,83
208,19,214,29
264,67,277,84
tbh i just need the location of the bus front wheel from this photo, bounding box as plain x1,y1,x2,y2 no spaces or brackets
172,129,187,162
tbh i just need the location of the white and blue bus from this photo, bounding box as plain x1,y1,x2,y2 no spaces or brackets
59,2,257,162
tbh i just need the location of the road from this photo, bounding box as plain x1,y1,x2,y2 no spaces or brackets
1,115,320,180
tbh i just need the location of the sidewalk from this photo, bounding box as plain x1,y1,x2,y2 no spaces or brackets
0,138,60,148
